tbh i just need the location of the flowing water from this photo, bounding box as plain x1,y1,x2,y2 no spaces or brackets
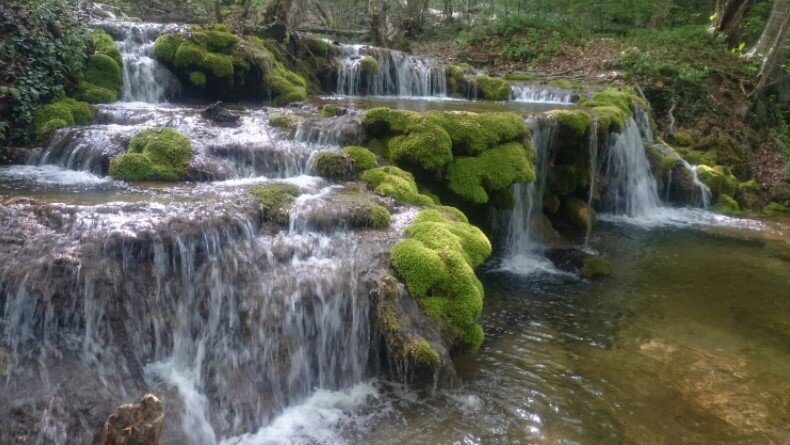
2,14,788,445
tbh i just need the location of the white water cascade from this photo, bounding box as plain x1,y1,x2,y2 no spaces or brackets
510,85,576,104
335,45,447,97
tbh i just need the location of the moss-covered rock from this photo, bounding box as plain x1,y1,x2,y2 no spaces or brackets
364,108,453,171
342,146,377,172
550,109,592,137
33,97,94,143
109,128,193,181
712,193,740,214
74,54,123,104
561,196,594,229
475,75,510,101
446,142,535,204
152,28,306,104
362,166,435,206
248,182,301,224
404,338,441,367
360,56,380,75
425,111,528,155
580,256,612,279
391,207,492,351
735,180,765,211
503,73,537,81
694,129,749,172
669,131,694,147
268,113,300,130
92,30,122,67
548,79,575,90
579,89,646,132
319,104,342,117
311,151,355,180
696,165,738,198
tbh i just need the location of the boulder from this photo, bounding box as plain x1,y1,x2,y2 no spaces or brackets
98,394,164,445
202,101,241,127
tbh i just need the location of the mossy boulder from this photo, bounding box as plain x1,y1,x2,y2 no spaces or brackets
319,104,342,117
360,56,380,75
424,111,528,155
712,193,740,215
579,89,646,132
475,75,510,101
446,142,535,204
92,30,123,67
364,108,452,171
324,188,391,229
580,256,612,279
561,196,594,229
74,53,123,104
342,146,377,172
311,151,355,180
268,113,300,130
669,131,694,147
404,338,441,367
694,129,749,173
735,180,765,211
362,166,435,206
391,207,492,351
550,109,593,137
109,128,193,181
152,28,306,104
33,97,94,143
696,165,738,198
249,182,301,224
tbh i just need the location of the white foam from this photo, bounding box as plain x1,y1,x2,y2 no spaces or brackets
598,207,766,231
494,253,574,277
0,165,110,185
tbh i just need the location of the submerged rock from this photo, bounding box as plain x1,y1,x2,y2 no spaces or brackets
201,101,241,127
98,394,164,445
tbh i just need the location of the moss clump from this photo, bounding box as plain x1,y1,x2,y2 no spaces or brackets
92,30,122,67
445,65,466,95
74,54,123,104
425,111,528,155
713,193,740,214
311,151,355,180
669,131,694,147
362,166,435,206
174,42,206,67
320,104,341,117
74,82,117,104
248,182,301,224
109,128,193,181
645,144,680,179
550,109,593,136
152,34,185,62
366,203,391,228
364,108,453,171
579,89,646,132
202,53,234,77
33,97,94,142
694,129,749,169
343,146,377,172
268,113,299,130
264,65,307,105
446,142,535,204
696,165,738,198
475,75,510,101
189,71,207,88
360,56,380,75
548,79,575,90
391,207,492,351
561,196,594,229
404,338,441,367
580,256,612,279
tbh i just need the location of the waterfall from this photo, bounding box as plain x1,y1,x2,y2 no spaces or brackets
500,121,553,271
583,118,599,249
600,118,662,217
510,85,576,104
335,45,447,97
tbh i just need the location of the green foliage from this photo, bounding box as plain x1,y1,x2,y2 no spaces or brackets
713,193,740,215
581,257,612,279
446,142,535,204
32,97,94,142
391,207,492,351
475,76,510,101
362,166,435,206
343,146,377,171
0,0,89,145
109,128,194,181
248,183,302,224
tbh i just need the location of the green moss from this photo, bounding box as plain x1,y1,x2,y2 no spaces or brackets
362,166,435,206
360,56,380,75
311,151,355,180
713,193,740,214
579,89,645,132
548,79,575,90
153,34,185,62
363,108,421,136
391,207,492,351
645,144,680,179
32,97,94,142
268,113,299,130
367,203,391,228
109,128,193,181
342,146,377,172
189,71,207,88
561,196,594,229
264,64,307,105
580,256,612,279
174,42,207,68
550,109,593,136
696,165,738,198
502,73,536,81
446,142,535,204
92,30,122,67
84,54,122,92
765,202,790,214
694,129,748,168
212,24,230,33
404,339,441,367
670,131,694,147
197,30,238,53
320,104,341,117
386,124,453,171
475,75,510,101
202,53,234,77
248,182,301,224
425,111,528,155
73,82,116,104
548,165,580,196
445,65,467,94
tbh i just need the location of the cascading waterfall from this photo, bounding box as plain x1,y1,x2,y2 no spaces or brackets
583,118,599,249
335,45,447,97
510,85,577,104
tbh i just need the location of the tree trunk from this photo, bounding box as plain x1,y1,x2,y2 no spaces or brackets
752,10,790,96
444,0,453,22
214,0,223,23
368,0,387,46
260,0,293,41
714,0,751,46
750,0,790,58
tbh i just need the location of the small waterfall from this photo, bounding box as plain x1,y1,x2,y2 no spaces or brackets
687,162,712,208
510,85,576,104
335,45,447,97
501,121,553,270
583,118,599,249
600,118,662,217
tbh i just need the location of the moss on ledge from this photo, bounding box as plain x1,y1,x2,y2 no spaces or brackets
74,53,123,104
311,151,355,180
343,146,377,172
268,113,300,130
446,142,535,204
425,111,528,155
33,97,94,143
361,56,380,75
362,166,435,206
391,207,492,351
249,182,302,224
579,89,647,132
550,109,593,136
696,165,738,198
475,75,510,101
109,128,193,181
364,108,453,171
92,30,123,68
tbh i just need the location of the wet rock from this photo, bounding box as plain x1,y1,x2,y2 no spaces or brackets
545,248,610,279
310,151,356,181
98,394,164,445
202,101,241,127
560,196,594,229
